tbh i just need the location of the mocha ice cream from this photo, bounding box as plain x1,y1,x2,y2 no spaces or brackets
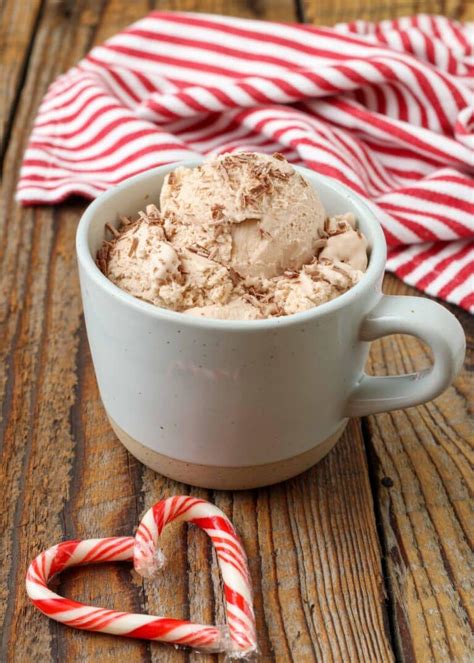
98,153,368,320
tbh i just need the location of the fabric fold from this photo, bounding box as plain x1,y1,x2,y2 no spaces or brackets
17,12,474,312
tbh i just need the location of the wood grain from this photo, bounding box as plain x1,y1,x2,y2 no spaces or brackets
364,275,473,663
302,0,474,23
0,0,472,662
0,0,43,150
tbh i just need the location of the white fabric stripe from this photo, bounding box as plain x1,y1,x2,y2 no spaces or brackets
403,208,472,232
193,126,267,152
448,273,474,303
118,32,299,76
176,110,241,142
402,242,460,282
172,12,410,59
21,148,195,179
117,67,153,100
32,108,142,146
36,86,111,126
419,249,473,291
379,192,473,226
386,243,428,271
369,152,442,175
143,16,370,67
331,128,398,191
213,136,287,156
310,121,393,194
39,77,97,113
363,197,421,244
33,96,129,135
26,129,190,162
314,99,473,165
400,179,474,199
390,208,471,239
28,123,187,161
17,183,103,201
90,45,244,86
82,61,138,108
380,208,461,242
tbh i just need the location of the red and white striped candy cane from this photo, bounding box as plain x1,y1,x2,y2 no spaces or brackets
134,496,257,656
25,497,257,657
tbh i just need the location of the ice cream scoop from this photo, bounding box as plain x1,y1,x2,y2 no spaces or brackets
160,153,326,278
99,153,369,320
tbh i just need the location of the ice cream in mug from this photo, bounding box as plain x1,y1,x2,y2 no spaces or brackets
97,153,368,319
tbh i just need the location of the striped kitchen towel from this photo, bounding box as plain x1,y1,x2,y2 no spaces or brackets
17,12,473,312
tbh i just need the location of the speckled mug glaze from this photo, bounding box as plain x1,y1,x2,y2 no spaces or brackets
76,162,465,489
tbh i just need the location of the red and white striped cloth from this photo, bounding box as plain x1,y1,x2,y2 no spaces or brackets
18,12,473,312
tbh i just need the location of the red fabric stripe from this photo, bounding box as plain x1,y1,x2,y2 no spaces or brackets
459,292,474,310
392,243,442,278
23,142,188,174
332,99,460,163
416,244,472,289
379,202,471,238
394,187,473,214
152,12,363,60
31,128,161,161
128,27,304,72
437,260,473,299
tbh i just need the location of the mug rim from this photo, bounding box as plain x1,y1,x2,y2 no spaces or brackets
76,160,387,331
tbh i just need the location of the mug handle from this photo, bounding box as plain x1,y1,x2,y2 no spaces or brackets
345,295,466,418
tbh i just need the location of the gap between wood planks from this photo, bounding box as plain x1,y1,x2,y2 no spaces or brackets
1,0,44,167
1,1,472,661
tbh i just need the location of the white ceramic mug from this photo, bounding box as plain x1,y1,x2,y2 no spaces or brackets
76,163,465,490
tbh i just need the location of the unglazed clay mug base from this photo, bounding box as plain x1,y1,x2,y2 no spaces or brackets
76,162,466,490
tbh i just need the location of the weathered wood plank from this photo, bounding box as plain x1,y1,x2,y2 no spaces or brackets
0,1,149,660
0,0,43,150
364,274,473,663
94,0,297,44
302,0,472,23
136,420,393,663
1,1,470,662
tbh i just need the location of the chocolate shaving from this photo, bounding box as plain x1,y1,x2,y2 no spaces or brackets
269,168,291,181
208,246,219,260
105,222,120,238
211,204,225,221
330,263,352,280
300,175,308,187
229,268,241,286
284,270,299,279
187,244,210,259
218,161,232,183
128,237,139,258
96,243,111,276
272,152,286,161
249,182,272,197
259,227,272,239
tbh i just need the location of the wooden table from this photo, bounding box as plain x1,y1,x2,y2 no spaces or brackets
1,1,473,661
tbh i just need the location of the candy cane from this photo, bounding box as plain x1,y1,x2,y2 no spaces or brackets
134,496,257,656
25,497,257,658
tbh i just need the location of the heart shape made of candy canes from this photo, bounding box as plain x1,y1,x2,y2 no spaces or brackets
26,496,257,658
